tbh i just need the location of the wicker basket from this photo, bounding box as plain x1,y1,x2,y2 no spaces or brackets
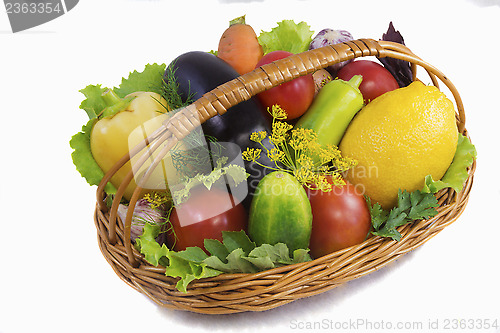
94,39,475,314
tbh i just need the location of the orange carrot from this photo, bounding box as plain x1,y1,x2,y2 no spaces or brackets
217,15,263,76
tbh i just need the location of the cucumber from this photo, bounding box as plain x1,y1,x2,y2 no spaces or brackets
248,171,312,252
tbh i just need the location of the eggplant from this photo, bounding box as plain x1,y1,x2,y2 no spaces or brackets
165,51,275,210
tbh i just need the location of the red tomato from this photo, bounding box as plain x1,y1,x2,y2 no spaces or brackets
167,186,247,251
305,179,371,258
336,60,399,104
255,51,315,120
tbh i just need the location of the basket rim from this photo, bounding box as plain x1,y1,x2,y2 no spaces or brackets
92,38,475,314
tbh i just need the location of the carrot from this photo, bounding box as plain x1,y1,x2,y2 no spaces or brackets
217,15,263,76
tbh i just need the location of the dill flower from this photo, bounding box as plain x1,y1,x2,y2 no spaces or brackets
250,131,267,143
243,105,357,191
289,128,317,151
268,104,288,120
242,147,261,162
143,191,171,209
267,148,285,162
270,121,293,145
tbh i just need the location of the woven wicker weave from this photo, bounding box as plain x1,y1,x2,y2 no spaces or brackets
94,39,475,314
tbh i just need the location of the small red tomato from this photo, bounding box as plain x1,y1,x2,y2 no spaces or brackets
255,51,315,120
336,59,399,104
167,186,247,251
305,179,371,258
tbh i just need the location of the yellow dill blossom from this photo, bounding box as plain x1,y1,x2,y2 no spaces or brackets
335,155,357,172
315,165,330,175
267,148,285,162
296,154,314,170
289,128,317,151
293,167,315,185
329,172,346,185
242,147,261,162
143,191,171,209
244,104,357,191
313,174,334,192
294,127,317,144
250,131,267,143
268,104,288,120
270,121,293,145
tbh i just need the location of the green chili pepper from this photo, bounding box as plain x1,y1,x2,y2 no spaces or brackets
295,75,364,147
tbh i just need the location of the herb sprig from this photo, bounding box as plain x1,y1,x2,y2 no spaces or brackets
368,189,439,241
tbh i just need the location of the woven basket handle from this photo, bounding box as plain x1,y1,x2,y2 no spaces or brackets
99,38,466,267
178,39,465,134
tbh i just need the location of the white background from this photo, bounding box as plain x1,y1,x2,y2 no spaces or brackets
1,0,499,332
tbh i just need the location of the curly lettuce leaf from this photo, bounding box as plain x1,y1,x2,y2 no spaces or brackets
245,243,311,268
202,233,311,274
136,227,311,292
135,223,170,266
69,118,117,194
114,63,166,97
258,20,314,54
422,134,477,193
203,248,258,274
136,223,222,292
79,84,107,119
164,248,222,293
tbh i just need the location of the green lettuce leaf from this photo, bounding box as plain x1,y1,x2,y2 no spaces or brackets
422,134,477,193
136,223,222,293
202,234,311,274
135,227,312,293
218,230,256,254
69,118,117,194
79,84,107,119
258,20,314,54
202,231,312,274
135,223,170,266
164,248,222,293
246,243,311,267
114,63,166,97
203,248,258,274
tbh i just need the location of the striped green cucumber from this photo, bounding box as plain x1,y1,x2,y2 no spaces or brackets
248,171,312,252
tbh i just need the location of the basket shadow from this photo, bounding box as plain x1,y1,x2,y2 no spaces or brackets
156,247,418,327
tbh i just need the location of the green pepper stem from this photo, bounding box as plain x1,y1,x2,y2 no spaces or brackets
102,89,122,107
348,75,363,89
100,89,134,118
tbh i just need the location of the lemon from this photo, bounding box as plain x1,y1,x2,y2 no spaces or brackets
339,81,458,209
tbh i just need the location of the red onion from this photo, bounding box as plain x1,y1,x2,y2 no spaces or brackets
117,199,168,242
309,28,354,75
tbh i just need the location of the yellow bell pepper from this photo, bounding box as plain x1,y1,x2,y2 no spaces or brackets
90,89,178,201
